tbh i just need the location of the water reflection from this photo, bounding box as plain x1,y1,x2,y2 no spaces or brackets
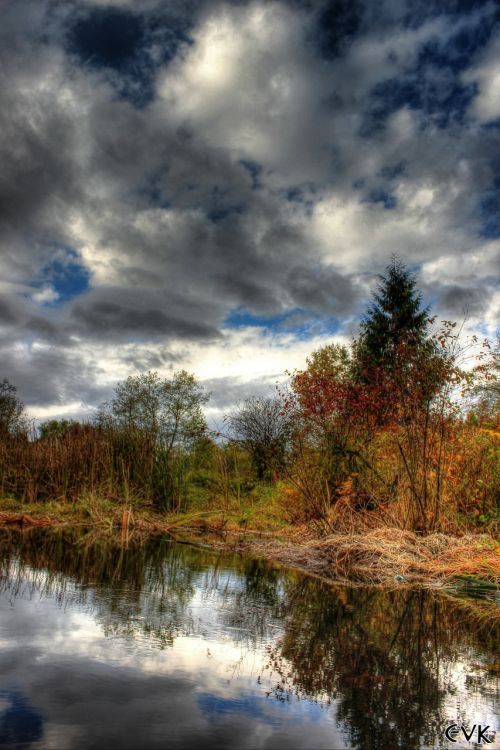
0,691,43,746
0,527,497,749
265,581,499,749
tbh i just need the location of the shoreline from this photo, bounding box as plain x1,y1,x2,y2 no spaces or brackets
0,506,498,591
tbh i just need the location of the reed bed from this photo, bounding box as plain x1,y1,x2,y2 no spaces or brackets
0,425,184,510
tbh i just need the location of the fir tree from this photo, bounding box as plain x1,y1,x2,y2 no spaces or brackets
354,259,431,381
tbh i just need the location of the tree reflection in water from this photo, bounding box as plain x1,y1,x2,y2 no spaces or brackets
262,578,499,749
0,527,497,750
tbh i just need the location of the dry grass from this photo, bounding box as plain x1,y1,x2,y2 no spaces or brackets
315,529,498,583
248,528,499,586
0,499,498,588
0,511,61,528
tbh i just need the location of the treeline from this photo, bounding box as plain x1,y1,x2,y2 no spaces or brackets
0,261,498,534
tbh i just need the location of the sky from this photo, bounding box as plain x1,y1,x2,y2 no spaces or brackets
1,0,499,424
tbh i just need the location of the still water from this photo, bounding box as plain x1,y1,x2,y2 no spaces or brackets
0,527,497,749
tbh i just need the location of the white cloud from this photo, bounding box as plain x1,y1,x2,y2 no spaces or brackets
312,175,471,272
26,401,87,420
421,241,500,284
464,35,500,122
31,286,60,305
0,0,498,417
156,2,332,184
22,326,350,423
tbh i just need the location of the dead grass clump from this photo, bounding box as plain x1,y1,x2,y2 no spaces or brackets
0,511,61,529
306,528,499,584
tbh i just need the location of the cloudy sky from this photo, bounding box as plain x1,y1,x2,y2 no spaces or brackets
1,0,499,423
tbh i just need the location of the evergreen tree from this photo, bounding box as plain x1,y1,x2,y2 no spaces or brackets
354,259,431,381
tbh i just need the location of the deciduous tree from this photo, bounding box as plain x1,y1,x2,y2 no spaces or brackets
225,397,291,480
0,379,29,438
98,370,209,451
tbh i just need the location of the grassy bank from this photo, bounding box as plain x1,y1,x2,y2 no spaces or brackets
0,493,498,589
1,265,498,589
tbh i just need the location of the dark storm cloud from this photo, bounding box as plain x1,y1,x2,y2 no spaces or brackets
24,316,69,344
0,0,498,414
0,292,68,345
0,83,81,257
72,298,223,340
438,284,489,317
0,299,17,325
0,341,108,408
287,265,360,314
0,13,84,287
117,346,180,372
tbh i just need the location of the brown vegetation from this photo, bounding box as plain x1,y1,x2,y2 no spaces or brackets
0,262,498,586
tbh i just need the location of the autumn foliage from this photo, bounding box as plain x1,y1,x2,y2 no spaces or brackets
0,263,498,538
285,323,498,534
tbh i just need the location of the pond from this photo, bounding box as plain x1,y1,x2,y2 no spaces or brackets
0,527,497,749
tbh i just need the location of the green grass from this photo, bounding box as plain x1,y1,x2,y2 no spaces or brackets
0,479,293,536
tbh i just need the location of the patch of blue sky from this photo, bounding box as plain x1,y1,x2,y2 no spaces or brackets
286,186,306,203
66,6,191,108
206,184,245,223
364,76,476,134
361,10,495,134
224,308,341,340
365,190,397,209
279,185,316,217
30,249,90,306
379,162,406,180
207,204,244,224
401,0,498,32
225,308,295,331
479,119,500,132
240,160,262,190
475,322,492,337
479,177,500,239
423,295,439,316
312,0,361,61
135,173,171,210
418,28,490,76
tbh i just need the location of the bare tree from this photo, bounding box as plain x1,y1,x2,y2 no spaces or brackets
225,397,291,480
470,333,500,426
